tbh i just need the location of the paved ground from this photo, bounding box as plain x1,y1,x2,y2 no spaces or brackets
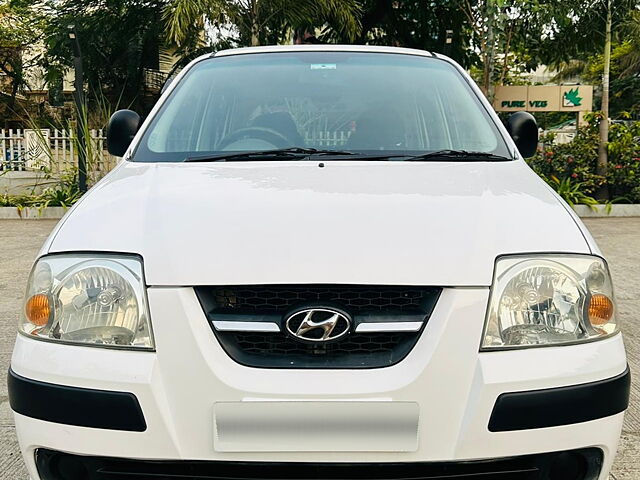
0,218,638,479
585,218,640,480
0,221,52,479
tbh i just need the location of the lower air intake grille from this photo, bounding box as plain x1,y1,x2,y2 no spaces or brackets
232,332,409,356
195,285,441,369
35,448,603,480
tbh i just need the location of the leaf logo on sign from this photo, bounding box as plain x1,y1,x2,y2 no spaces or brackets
563,88,582,107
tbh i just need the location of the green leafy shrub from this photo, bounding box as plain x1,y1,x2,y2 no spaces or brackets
542,175,599,209
607,119,640,201
39,184,82,208
0,194,40,208
527,113,640,203
0,172,81,211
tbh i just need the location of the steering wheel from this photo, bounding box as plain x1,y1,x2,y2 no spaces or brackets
217,127,292,150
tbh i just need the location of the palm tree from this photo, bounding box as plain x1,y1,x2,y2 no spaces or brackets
164,0,362,48
619,10,640,77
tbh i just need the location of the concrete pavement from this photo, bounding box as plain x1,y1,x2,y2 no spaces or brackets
583,218,640,480
0,218,638,479
0,221,53,479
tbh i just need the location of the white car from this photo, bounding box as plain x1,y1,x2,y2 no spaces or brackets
9,46,629,480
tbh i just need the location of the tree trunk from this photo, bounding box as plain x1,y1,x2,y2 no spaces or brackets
483,0,496,99
499,24,514,86
597,0,612,201
250,0,260,46
9,79,19,111
482,51,490,95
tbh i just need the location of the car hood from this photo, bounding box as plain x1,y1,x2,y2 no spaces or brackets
48,160,590,286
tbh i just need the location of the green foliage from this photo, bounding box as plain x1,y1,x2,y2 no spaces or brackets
537,6,640,118
0,176,81,210
543,175,599,209
0,193,38,207
38,182,81,208
164,0,362,48
328,0,475,68
523,0,637,68
554,41,640,117
41,0,167,113
583,12,640,82
606,119,640,200
528,113,640,203
464,0,558,89
0,0,46,112
0,1,43,46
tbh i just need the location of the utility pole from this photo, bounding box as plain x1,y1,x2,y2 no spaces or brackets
597,0,612,200
68,24,87,193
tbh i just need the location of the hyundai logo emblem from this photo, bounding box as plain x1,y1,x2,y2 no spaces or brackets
285,307,351,343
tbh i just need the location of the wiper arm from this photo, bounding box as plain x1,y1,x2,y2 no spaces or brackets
405,150,513,162
184,147,357,162
308,150,513,162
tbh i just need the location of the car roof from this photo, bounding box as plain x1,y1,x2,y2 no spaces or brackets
214,44,434,58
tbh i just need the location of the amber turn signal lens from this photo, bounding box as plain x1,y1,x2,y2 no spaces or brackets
588,294,614,326
25,294,51,326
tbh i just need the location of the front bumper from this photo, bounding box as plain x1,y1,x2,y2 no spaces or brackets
10,287,629,480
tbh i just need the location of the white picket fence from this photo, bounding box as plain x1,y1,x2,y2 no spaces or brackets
0,128,118,177
304,130,352,147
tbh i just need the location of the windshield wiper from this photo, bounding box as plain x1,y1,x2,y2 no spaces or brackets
184,147,357,162
310,150,514,162
404,150,513,162
184,148,512,163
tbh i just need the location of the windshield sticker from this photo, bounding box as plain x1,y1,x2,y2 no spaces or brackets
310,63,336,70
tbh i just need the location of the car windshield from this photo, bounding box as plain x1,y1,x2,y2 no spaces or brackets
134,51,511,162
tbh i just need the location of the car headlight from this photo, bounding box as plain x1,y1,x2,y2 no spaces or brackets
20,254,153,349
482,254,618,350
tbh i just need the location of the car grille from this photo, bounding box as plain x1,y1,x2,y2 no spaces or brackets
195,285,441,368
36,448,603,480
210,285,431,314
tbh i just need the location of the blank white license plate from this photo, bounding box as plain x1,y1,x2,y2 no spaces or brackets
213,401,419,452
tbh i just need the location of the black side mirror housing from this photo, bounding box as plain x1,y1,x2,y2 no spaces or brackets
106,109,141,157
505,111,538,158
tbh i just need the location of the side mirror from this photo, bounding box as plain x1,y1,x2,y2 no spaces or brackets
106,109,141,157
505,111,538,158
